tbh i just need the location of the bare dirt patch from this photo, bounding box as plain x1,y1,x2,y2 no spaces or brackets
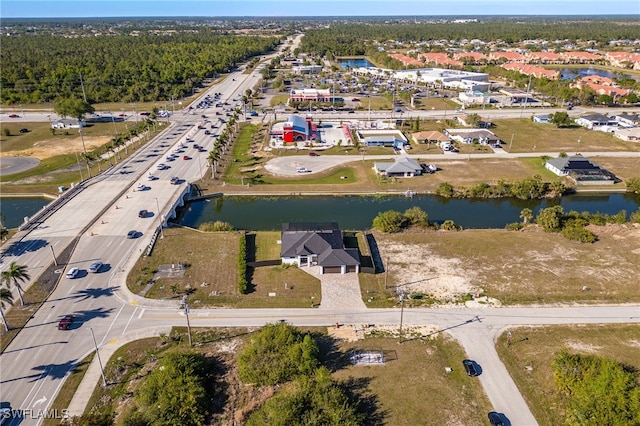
374,223,640,305
3,135,111,160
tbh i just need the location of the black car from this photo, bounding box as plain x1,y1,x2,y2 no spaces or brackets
462,359,479,377
138,209,148,218
488,412,505,426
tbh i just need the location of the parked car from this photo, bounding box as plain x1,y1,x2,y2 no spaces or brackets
488,412,505,426
19,128,29,133
462,359,479,377
308,152,319,157
58,315,75,330
127,230,137,239
65,267,79,279
138,210,148,218
89,261,103,273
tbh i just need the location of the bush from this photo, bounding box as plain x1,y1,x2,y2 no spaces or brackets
505,222,524,231
440,220,461,231
626,177,640,194
238,233,248,294
134,352,215,426
435,182,455,197
372,210,406,233
238,323,319,386
403,206,429,228
198,221,233,232
560,224,597,243
2,128,10,137
631,209,640,224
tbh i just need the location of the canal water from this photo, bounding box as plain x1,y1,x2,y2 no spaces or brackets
0,197,50,229
339,58,375,69
558,67,640,82
179,193,640,231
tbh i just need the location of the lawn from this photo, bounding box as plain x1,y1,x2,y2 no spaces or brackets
126,228,321,308
496,324,640,426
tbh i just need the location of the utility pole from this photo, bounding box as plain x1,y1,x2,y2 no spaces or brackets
89,328,107,386
79,73,87,103
180,294,192,346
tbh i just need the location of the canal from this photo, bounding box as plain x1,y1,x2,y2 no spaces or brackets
178,193,640,231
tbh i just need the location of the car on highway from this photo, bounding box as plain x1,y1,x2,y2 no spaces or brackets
296,167,311,173
127,230,138,239
156,163,168,170
118,113,127,117
351,98,360,102
65,267,79,279
58,315,75,330
395,108,402,113
140,112,151,116
183,155,190,160
89,261,103,273
147,174,158,181
138,209,148,218
136,183,149,191
8,114,19,118
170,176,180,185
462,359,479,377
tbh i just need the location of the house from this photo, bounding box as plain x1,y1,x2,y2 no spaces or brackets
280,223,360,274
614,113,639,127
445,128,500,145
51,119,86,129
412,130,451,145
575,114,618,131
545,155,618,185
613,127,640,142
374,157,423,178
363,135,405,149
455,114,493,128
533,114,550,123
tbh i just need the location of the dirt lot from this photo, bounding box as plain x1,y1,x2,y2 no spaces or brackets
373,223,640,305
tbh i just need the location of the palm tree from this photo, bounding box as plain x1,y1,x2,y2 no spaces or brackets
1,262,30,306
0,287,15,331
520,208,534,225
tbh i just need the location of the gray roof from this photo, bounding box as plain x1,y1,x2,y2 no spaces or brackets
578,113,612,123
375,157,422,174
280,222,359,267
546,155,601,172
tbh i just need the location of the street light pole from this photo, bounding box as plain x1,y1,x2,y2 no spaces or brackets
154,198,165,239
89,327,107,387
398,290,406,344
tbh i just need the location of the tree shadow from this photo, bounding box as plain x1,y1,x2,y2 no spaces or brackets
0,358,81,384
1,238,49,257
343,376,387,426
245,232,257,293
72,286,120,303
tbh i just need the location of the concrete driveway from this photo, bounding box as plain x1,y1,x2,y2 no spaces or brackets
301,265,367,311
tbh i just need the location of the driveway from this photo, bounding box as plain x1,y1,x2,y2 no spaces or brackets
301,265,367,311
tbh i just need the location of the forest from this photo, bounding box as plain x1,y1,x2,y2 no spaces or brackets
0,32,279,105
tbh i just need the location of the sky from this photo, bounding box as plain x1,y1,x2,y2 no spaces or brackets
1,0,639,19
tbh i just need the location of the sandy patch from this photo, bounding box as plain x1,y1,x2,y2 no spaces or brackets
565,341,603,353
378,241,482,302
327,323,440,342
1,135,111,160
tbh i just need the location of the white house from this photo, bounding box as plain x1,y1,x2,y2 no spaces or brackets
374,157,423,178
51,119,86,129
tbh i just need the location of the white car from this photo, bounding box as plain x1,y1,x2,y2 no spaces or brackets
296,167,311,173
157,163,167,170
147,174,158,181
66,267,79,279
137,183,149,191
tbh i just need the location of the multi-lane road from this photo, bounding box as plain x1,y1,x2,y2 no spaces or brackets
1,41,639,425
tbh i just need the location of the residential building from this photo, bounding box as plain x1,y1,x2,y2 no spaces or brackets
373,157,423,178
545,155,618,185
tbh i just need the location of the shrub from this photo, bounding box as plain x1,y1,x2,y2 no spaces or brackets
560,224,597,243
198,221,233,232
435,182,455,198
238,233,248,294
403,206,429,228
440,220,461,231
505,222,524,231
631,209,640,224
372,210,406,233
2,128,10,137
626,177,640,194
238,322,319,386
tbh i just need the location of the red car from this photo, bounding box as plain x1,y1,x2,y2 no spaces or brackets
183,155,190,160
58,315,75,330
118,113,127,117
8,114,20,118
308,152,319,157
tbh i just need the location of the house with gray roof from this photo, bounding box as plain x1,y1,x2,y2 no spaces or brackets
575,114,617,131
280,223,360,274
374,157,423,178
545,155,618,185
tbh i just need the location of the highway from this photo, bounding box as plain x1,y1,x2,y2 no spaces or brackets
1,38,639,425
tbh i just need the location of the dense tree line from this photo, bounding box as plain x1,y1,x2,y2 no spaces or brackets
300,19,640,57
435,175,566,200
552,351,640,425
0,32,279,104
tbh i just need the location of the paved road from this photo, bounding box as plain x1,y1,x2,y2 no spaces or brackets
2,36,638,425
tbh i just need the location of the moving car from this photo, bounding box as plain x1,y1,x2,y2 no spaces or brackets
147,174,158,181
89,261,103,273
65,267,79,279
156,163,168,170
58,315,75,330
308,152,319,157
488,412,505,426
137,183,149,191
462,359,479,377
296,167,311,173
138,209,148,218
170,176,180,185
8,114,19,118
127,230,137,239
183,155,190,160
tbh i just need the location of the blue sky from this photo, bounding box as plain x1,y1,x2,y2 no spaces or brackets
1,0,639,18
